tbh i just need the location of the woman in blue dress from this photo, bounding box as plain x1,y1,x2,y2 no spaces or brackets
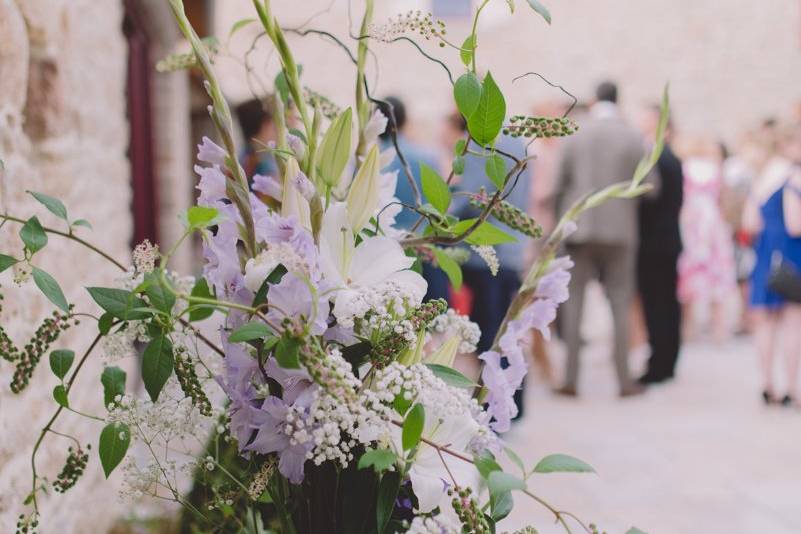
743,129,801,406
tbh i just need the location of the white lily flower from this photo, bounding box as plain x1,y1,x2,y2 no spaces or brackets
393,411,481,513
318,202,427,325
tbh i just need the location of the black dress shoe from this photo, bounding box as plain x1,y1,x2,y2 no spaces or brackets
781,394,795,407
762,390,777,405
637,373,671,385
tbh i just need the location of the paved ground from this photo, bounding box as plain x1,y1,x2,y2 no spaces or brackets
497,328,801,534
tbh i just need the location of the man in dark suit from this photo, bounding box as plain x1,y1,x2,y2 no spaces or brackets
637,106,684,384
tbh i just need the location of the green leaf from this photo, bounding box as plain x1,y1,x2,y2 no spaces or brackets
141,333,174,402
186,206,219,228
358,448,396,473
189,278,215,321
454,73,482,119
49,349,75,380
101,366,126,409
420,163,451,214
98,312,115,335
626,528,648,534
474,451,503,479
451,219,517,246
71,219,92,230
485,153,507,189
20,216,48,254
488,471,527,495
491,490,514,522
505,447,526,477
401,403,425,451
532,453,596,474
52,385,69,407
376,471,401,534
452,155,465,176
526,0,552,23
467,72,506,146
431,247,462,290
460,35,476,67
143,271,175,314
98,422,130,478
426,363,475,388
27,191,68,220
87,287,149,321
229,17,256,37
229,321,272,343
505,0,515,13
317,107,353,188
32,267,69,312
0,254,18,273
454,139,467,155
275,335,301,369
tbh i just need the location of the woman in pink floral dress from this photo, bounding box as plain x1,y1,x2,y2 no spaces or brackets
678,144,737,340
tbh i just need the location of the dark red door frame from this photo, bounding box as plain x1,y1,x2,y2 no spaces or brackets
123,0,159,247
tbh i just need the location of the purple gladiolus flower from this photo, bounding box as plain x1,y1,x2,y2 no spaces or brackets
247,396,313,484
252,174,282,200
197,136,227,167
265,273,329,336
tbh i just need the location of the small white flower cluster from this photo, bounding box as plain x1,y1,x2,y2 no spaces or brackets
107,378,216,444
101,321,149,363
120,457,161,500
133,239,159,274
405,515,460,534
12,261,32,286
471,245,499,276
286,349,392,468
343,279,418,331
244,242,309,292
430,309,481,354
372,364,486,428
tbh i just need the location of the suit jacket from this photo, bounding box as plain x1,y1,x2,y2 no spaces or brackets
554,108,656,247
638,144,684,256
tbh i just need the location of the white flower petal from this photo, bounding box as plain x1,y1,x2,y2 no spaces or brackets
349,236,413,287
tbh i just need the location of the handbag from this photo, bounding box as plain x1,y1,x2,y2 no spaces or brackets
768,254,801,303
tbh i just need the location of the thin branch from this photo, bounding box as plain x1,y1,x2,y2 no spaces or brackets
512,71,579,117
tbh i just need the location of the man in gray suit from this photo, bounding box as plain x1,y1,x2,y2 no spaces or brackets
554,81,653,398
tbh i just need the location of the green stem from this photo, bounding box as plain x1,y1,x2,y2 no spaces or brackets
469,0,491,73
1,214,126,271
355,0,374,157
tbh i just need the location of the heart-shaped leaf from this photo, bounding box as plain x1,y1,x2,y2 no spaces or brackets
50,349,75,380
98,422,130,478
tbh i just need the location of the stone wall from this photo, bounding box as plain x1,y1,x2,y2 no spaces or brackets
214,0,801,144
0,0,130,531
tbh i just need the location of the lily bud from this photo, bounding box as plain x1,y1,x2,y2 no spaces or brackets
317,107,352,189
424,335,461,367
281,157,312,230
345,144,380,231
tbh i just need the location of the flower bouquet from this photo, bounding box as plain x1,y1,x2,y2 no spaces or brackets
2,1,666,533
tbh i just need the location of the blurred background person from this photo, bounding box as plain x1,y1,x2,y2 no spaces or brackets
235,97,278,180
743,125,801,406
446,111,533,417
377,96,450,302
553,81,651,398
722,131,765,334
636,105,684,385
676,137,737,341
